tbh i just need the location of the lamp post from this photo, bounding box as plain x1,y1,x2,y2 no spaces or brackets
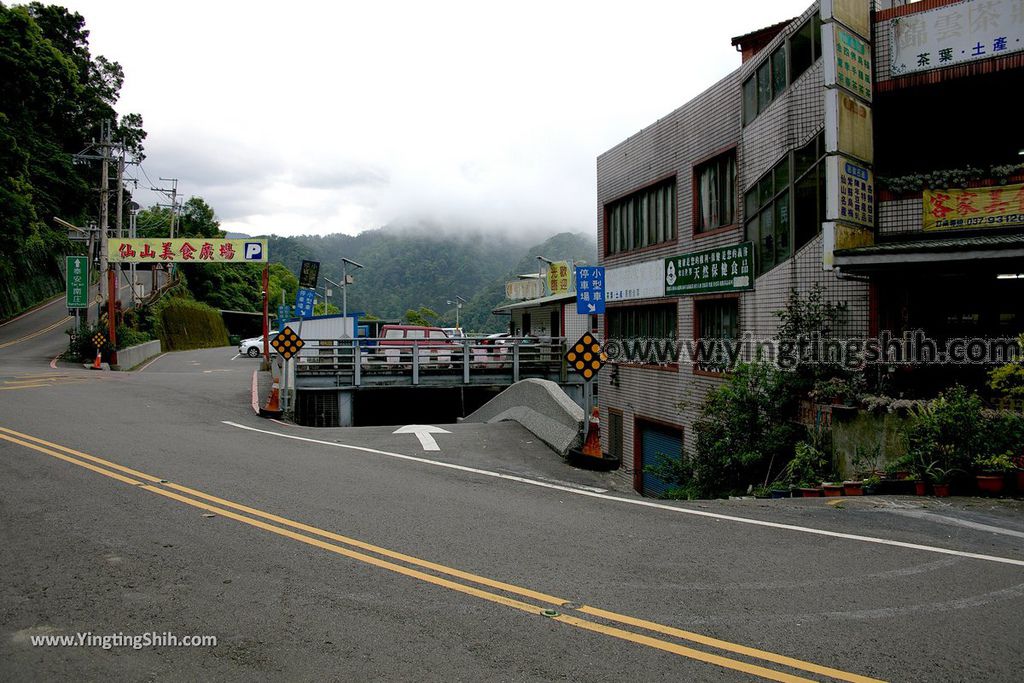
446,295,466,330
324,276,340,312
341,258,363,336
537,255,555,293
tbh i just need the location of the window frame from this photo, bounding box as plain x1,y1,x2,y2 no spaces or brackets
692,294,740,377
741,12,822,127
603,175,677,257
692,145,739,238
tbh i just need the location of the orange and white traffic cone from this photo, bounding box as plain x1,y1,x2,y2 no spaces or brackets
92,348,103,370
581,407,601,458
260,379,283,418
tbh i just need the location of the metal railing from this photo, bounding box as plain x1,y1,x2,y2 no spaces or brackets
294,337,569,387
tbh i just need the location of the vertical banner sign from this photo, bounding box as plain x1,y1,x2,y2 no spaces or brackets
66,255,89,308
547,261,571,295
825,156,876,228
576,266,605,314
298,260,320,290
294,287,315,318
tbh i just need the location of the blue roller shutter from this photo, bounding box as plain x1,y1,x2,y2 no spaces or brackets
640,425,682,498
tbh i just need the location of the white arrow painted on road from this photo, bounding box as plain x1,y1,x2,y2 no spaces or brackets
392,424,450,451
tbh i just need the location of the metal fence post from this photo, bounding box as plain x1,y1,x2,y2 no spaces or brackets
513,341,520,383
463,340,470,384
412,340,419,385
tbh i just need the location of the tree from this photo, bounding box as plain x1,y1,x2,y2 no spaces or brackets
404,306,439,326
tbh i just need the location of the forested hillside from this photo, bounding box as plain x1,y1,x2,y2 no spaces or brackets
0,3,145,319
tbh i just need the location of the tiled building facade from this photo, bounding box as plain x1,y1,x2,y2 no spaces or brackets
597,0,1024,494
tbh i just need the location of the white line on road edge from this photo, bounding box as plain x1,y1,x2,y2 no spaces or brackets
136,353,167,373
251,370,260,414
222,420,1024,568
0,294,63,328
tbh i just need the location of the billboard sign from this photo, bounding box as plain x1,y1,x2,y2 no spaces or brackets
66,255,89,308
923,182,1024,232
108,238,268,263
665,243,754,296
575,266,605,315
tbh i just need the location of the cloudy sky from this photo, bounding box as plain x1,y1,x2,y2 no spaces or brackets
61,0,813,238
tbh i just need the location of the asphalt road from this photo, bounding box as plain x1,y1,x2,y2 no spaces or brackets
1,305,1023,681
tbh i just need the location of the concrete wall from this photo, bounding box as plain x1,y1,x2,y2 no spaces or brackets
116,339,162,370
463,379,584,455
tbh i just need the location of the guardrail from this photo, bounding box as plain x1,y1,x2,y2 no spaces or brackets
294,337,569,387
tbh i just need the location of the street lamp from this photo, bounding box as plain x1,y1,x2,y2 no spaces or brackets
537,255,555,293
341,257,363,334
446,295,466,330
324,276,340,312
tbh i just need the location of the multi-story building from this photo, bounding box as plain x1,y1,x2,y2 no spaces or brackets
596,0,1024,495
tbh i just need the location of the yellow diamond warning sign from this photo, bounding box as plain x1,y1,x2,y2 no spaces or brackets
565,332,606,381
271,326,304,360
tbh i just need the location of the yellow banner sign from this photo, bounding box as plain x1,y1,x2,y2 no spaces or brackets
547,260,571,295
108,238,268,263
923,183,1024,232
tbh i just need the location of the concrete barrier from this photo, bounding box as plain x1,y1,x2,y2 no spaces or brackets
115,339,162,370
463,378,584,455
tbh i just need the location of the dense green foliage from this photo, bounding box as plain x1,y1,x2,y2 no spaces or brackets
0,3,145,319
148,296,229,350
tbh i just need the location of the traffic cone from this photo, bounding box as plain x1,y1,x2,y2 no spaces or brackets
92,348,103,370
581,407,601,458
260,379,283,418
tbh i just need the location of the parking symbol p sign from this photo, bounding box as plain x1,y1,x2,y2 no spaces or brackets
243,241,265,261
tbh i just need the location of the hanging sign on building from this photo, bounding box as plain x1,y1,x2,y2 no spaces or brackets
923,182,1024,232
546,261,572,295
826,155,876,228
604,260,665,302
664,243,753,296
823,22,872,101
108,238,267,263
505,278,546,301
821,0,871,41
889,0,1024,77
824,89,873,164
823,222,875,270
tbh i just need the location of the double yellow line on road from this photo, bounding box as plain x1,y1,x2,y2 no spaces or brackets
0,374,88,391
0,316,72,350
0,425,884,683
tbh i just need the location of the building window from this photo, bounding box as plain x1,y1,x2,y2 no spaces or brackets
742,12,821,126
606,179,676,255
607,410,623,462
695,150,737,233
745,131,825,274
695,298,738,373
607,304,677,340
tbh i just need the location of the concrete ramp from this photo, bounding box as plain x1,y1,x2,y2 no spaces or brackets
462,378,583,455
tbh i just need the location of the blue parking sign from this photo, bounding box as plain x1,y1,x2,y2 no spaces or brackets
576,266,605,315
294,287,315,318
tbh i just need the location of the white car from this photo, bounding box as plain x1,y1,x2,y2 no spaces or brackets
239,331,278,357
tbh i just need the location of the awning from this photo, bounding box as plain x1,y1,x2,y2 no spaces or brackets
833,233,1024,273
492,292,576,314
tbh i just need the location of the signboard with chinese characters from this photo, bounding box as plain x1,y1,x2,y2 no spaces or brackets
664,243,753,296
575,266,605,315
294,287,315,318
821,0,870,41
923,182,1024,232
605,260,666,302
108,238,267,263
824,89,873,164
823,23,872,101
277,304,293,322
298,260,320,289
826,155,875,228
823,222,875,270
66,255,88,308
889,0,1024,76
546,261,572,296
505,278,546,301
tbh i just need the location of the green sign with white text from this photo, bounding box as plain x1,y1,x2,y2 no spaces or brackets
66,255,89,308
664,242,754,296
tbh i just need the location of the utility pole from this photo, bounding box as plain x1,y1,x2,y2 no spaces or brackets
341,258,364,336
151,177,179,289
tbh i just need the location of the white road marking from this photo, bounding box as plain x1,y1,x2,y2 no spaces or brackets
230,354,240,360
222,420,1024,568
136,353,167,373
392,424,450,451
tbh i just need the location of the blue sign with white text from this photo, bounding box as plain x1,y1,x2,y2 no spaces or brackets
576,266,605,315
294,287,315,318
277,304,293,322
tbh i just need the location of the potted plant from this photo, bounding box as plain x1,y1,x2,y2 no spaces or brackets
862,474,882,495
973,453,1015,495
822,481,844,497
783,441,832,499
925,464,961,498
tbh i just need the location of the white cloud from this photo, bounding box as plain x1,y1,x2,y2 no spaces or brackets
63,0,815,237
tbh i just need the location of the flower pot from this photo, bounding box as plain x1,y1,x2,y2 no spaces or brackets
798,487,823,498
842,481,864,496
770,489,790,499
976,474,1005,495
914,481,927,496
932,482,951,497
863,484,878,495
823,484,844,497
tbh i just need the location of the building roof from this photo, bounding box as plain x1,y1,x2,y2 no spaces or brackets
833,232,1024,270
729,18,795,47
492,292,577,314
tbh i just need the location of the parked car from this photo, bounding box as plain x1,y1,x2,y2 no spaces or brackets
442,327,466,339
371,324,457,367
239,331,279,357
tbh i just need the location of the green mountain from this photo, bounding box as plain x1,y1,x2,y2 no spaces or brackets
260,226,596,333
